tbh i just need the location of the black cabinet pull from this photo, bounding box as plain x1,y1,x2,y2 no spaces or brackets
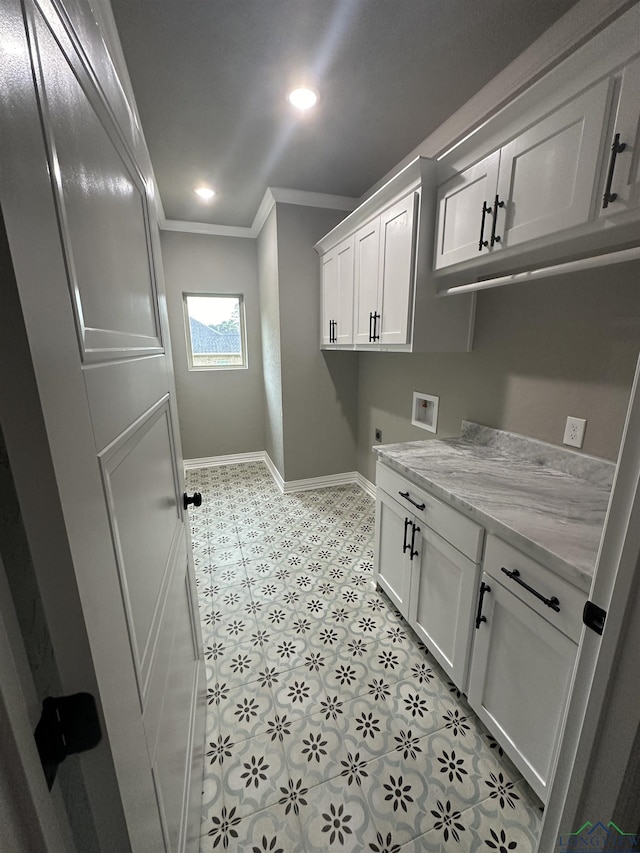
333,320,337,342
409,522,420,560
490,194,505,246
478,201,491,251
402,517,412,553
475,581,491,629
372,311,380,342
183,492,202,510
368,311,374,342
603,132,626,209
500,567,560,612
398,490,426,511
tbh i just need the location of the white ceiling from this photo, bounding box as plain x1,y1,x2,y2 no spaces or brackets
109,0,581,227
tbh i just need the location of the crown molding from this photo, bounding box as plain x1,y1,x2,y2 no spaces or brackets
159,218,255,239
159,187,358,239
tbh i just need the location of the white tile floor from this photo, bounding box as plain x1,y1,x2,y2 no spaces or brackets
187,462,543,852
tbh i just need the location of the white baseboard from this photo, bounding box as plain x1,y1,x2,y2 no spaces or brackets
262,453,285,492
355,472,377,500
279,470,359,494
184,452,376,500
183,451,265,470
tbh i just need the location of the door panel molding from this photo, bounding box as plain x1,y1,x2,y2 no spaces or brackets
98,396,184,704
27,0,163,361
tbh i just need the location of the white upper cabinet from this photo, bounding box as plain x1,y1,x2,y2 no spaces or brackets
321,236,354,346
599,55,640,220
377,193,418,345
353,217,381,345
435,79,612,270
435,151,500,269
316,157,475,353
496,79,611,250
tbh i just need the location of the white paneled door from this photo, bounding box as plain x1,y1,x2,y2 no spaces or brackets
0,1,204,851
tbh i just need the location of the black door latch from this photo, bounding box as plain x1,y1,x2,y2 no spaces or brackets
34,693,102,790
583,600,607,636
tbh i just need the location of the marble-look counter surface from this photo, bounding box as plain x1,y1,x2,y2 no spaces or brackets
375,422,616,592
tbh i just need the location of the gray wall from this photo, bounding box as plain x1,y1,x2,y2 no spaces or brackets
160,230,264,459
256,208,285,474
357,261,640,483
276,203,358,481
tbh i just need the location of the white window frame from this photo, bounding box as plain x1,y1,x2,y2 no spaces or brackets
182,292,248,371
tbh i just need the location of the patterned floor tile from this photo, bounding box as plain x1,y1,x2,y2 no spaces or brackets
216,681,276,742
272,664,327,722
216,729,291,820
284,708,350,788
298,773,384,853
215,638,267,689
201,800,306,853
399,779,542,852
187,462,542,853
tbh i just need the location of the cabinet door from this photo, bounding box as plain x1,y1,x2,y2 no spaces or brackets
374,489,413,619
378,193,418,345
496,78,611,249
353,217,381,345
408,524,479,690
468,573,577,802
335,236,354,345
320,248,337,346
434,150,500,269
599,55,640,219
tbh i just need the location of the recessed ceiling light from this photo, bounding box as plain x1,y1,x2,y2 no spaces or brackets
194,186,216,201
287,87,318,111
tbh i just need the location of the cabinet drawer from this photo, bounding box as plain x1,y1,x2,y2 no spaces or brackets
483,535,585,643
376,462,483,562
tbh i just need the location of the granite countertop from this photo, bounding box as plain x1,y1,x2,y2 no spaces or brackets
374,422,616,592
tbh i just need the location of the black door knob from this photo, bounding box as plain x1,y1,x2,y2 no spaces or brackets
183,492,202,510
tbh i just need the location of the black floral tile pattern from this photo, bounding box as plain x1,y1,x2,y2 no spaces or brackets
188,463,542,852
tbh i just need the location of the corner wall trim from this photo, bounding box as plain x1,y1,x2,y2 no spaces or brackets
355,473,377,500
183,453,376,499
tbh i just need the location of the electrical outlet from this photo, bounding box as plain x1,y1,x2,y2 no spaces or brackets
563,416,586,448
375,428,382,442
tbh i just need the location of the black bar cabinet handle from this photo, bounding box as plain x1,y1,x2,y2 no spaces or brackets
475,581,490,629
603,133,626,209
501,567,560,612
478,201,491,251
398,490,426,512
368,311,374,342
372,312,380,342
402,517,412,553
490,194,505,246
410,523,420,560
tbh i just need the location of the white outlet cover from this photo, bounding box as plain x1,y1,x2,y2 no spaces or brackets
563,416,587,448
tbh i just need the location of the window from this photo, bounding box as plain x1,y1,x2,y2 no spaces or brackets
183,293,247,370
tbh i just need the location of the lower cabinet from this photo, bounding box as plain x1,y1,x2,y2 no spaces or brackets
374,462,483,690
373,462,584,805
373,487,415,618
467,535,582,803
409,525,480,690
